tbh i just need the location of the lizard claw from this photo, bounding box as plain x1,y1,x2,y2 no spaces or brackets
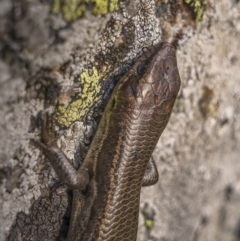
30,112,58,153
30,138,47,149
40,112,58,147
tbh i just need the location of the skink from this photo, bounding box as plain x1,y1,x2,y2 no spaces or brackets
32,42,181,241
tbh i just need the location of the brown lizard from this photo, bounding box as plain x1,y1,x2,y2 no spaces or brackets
32,42,181,241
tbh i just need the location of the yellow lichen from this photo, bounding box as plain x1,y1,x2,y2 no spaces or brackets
62,0,86,22
52,0,119,22
92,0,109,15
109,0,119,13
55,67,108,127
92,0,119,15
145,219,154,229
52,0,61,14
184,0,206,22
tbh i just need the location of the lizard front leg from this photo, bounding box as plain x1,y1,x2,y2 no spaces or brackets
31,113,89,191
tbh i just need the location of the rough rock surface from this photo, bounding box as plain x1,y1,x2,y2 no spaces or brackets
0,0,240,241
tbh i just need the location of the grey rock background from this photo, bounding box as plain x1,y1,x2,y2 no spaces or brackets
0,0,240,241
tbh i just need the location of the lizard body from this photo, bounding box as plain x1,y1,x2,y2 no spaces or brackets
32,42,181,241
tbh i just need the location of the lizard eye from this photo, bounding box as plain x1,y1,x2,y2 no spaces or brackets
163,57,174,76
137,60,148,76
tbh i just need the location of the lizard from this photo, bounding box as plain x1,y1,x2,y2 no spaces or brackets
31,42,181,241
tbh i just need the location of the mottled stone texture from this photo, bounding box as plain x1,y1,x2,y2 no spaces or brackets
0,0,240,241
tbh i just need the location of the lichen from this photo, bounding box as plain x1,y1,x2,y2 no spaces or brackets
183,0,206,22
52,0,119,22
55,67,108,127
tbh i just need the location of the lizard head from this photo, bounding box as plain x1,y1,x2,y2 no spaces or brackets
109,43,181,123
127,42,181,116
